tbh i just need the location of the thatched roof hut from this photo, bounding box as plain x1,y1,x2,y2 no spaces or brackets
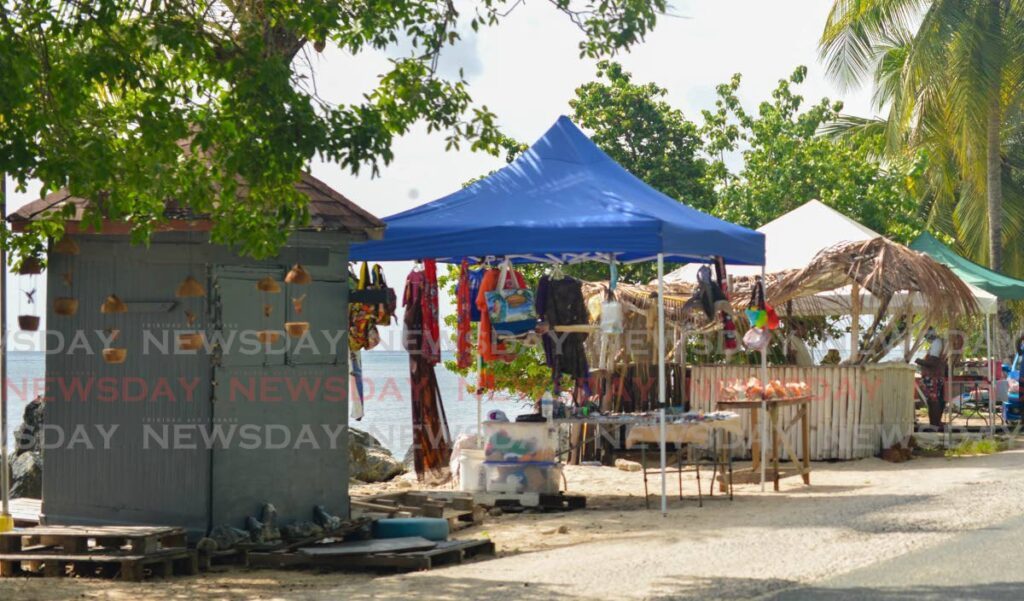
582,236,981,366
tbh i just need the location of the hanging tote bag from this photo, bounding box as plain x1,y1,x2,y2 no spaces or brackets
349,262,381,351
370,264,398,324
484,260,537,336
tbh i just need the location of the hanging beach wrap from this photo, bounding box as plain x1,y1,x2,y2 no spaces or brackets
485,260,537,336
456,263,487,323
456,260,473,369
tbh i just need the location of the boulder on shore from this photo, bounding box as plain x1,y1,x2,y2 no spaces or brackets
10,451,42,499
8,396,44,499
15,396,44,456
349,428,405,482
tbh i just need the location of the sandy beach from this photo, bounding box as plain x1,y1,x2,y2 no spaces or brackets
3,446,1023,600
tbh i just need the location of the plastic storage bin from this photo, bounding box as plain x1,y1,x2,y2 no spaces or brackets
484,461,562,494
458,448,487,492
482,421,557,462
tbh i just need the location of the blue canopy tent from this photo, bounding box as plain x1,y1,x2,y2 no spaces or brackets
352,117,768,511
351,116,764,266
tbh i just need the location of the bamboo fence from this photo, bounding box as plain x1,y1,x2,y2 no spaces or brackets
689,363,915,460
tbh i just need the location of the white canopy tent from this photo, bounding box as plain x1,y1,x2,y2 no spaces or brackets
666,200,997,316
668,199,999,435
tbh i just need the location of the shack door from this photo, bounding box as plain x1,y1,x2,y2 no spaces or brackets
208,266,349,529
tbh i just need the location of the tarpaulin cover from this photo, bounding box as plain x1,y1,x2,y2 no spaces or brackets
910,232,1024,300
350,116,765,265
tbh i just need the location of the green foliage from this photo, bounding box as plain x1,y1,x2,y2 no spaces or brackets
820,0,1024,277
0,0,665,262
438,262,567,399
703,67,923,243
945,437,1008,458
570,61,714,213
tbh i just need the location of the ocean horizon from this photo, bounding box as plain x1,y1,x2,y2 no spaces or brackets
3,350,525,458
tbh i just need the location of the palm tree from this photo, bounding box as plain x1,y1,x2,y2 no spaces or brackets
819,0,1024,276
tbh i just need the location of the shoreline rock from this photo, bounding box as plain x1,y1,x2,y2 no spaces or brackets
349,428,405,482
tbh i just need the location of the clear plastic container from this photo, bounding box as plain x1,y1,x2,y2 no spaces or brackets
458,448,487,492
483,461,562,494
482,421,557,462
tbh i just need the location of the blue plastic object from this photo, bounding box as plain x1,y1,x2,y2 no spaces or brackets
1003,401,1023,423
351,116,765,266
371,518,449,542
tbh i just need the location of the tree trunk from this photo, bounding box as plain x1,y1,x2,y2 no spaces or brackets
987,96,1003,276
987,3,1004,273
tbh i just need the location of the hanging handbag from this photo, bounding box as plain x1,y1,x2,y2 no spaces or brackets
370,264,398,324
349,263,380,351
743,326,770,351
485,260,537,336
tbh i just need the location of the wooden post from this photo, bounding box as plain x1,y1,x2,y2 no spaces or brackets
849,282,861,363
801,404,811,485
770,404,781,491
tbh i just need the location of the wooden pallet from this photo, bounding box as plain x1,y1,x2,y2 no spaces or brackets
0,547,198,581
0,525,194,580
0,525,188,555
248,538,495,572
9,498,42,527
352,491,485,530
198,548,249,571
472,492,586,512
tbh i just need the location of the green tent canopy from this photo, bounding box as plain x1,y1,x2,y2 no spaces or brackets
910,232,1024,300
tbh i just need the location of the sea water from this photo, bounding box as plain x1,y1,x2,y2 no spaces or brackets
3,351,523,457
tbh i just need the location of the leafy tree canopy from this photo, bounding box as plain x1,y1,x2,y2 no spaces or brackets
705,66,923,243
570,60,714,213
0,0,665,261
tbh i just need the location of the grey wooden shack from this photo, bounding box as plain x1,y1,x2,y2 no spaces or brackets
8,174,384,537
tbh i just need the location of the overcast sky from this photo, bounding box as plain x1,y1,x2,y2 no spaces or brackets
3,0,879,349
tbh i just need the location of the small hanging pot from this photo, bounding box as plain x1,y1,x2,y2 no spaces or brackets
16,257,43,275
18,315,40,331
256,276,281,293
52,236,80,255
54,297,79,316
102,348,128,364
177,332,205,351
285,264,313,285
175,275,206,298
257,330,281,345
101,294,128,314
285,322,310,338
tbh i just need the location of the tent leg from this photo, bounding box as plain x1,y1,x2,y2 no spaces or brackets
0,177,10,533
760,265,768,492
658,254,667,516
987,314,994,437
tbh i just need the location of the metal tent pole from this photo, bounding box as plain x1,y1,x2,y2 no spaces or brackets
986,313,994,437
657,254,667,516
760,265,768,492
1,175,11,532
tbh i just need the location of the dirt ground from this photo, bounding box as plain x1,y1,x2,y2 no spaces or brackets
3,446,1024,600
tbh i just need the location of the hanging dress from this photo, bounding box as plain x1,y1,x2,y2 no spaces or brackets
456,260,474,369
403,266,451,480
536,275,590,395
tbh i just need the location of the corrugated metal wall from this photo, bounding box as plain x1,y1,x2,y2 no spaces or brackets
209,257,350,530
42,237,212,532
42,234,350,535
